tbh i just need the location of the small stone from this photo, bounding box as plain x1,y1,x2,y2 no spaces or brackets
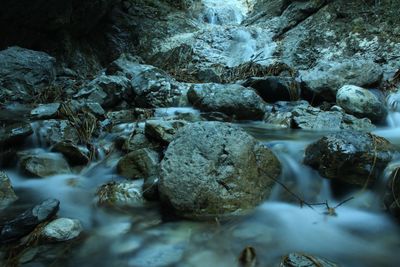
30,103,61,120
281,252,339,267
96,181,144,208
19,152,71,177
117,148,160,179
42,218,83,242
145,119,187,144
51,141,90,166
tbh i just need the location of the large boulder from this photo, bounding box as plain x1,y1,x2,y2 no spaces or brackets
336,85,387,122
304,131,393,186
159,121,281,219
188,83,266,120
0,47,56,102
300,59,383,101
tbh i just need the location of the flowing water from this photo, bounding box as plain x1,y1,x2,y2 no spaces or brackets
3,1,400,266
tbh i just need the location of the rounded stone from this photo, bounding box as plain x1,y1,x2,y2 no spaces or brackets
336,85,387,122
42,218,83,242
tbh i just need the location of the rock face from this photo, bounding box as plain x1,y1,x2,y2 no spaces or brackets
300,59,383,101
19,152,71,177
0,171,18,210
0,199,60,244
42,218,83,242
304,131,393,186
188,83,266,120
336,85,387,122
159,121,281,219
0,47,56,101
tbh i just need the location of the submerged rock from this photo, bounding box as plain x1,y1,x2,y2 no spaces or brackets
188,83,266,120
19,152,71,177
304,131,393,186
281,252,339,267
0,199,60,244
0,47,56,103
117,148,160,179
159,121,281,219
42,218,83,242
336,85,387,122
0,122,33,148
0,171,18,210
96,181,144,208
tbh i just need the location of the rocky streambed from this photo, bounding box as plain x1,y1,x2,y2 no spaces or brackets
1,0,400,266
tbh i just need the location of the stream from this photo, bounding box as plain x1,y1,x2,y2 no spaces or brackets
2,1,400,266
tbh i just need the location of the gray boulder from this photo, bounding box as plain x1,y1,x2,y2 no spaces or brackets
19,152,71,178
336,85,387,122
300,59,383,100
74,74,131,108
0,171,18,210
304,131,393,186
41,218,83,242
264,101,375,131
188,83,266,120
159,121,281,219
117,148,160,179
0,47,56,102
106,55,186,107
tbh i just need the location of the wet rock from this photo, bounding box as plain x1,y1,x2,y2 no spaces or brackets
264,101,375,131
304,131,393,186
188,83,266,120
42,218,83,242
384,167,400,221
145,120,188,144
106,55,186,107
336,85,387,122
143,176,159,201
0,171,18,210
243,76,301,103
122,126,159,153
30,103,61,120
107,108,154,125
0,199,60,244
96,181,144,208
34,120,80,146
159,121,281,219
300,59,383,101
51,141,90,166
281,252,339,267
117,148,160,179
0,47,56,102
0,122,33,148
19,152,71,177
74,74,131,108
